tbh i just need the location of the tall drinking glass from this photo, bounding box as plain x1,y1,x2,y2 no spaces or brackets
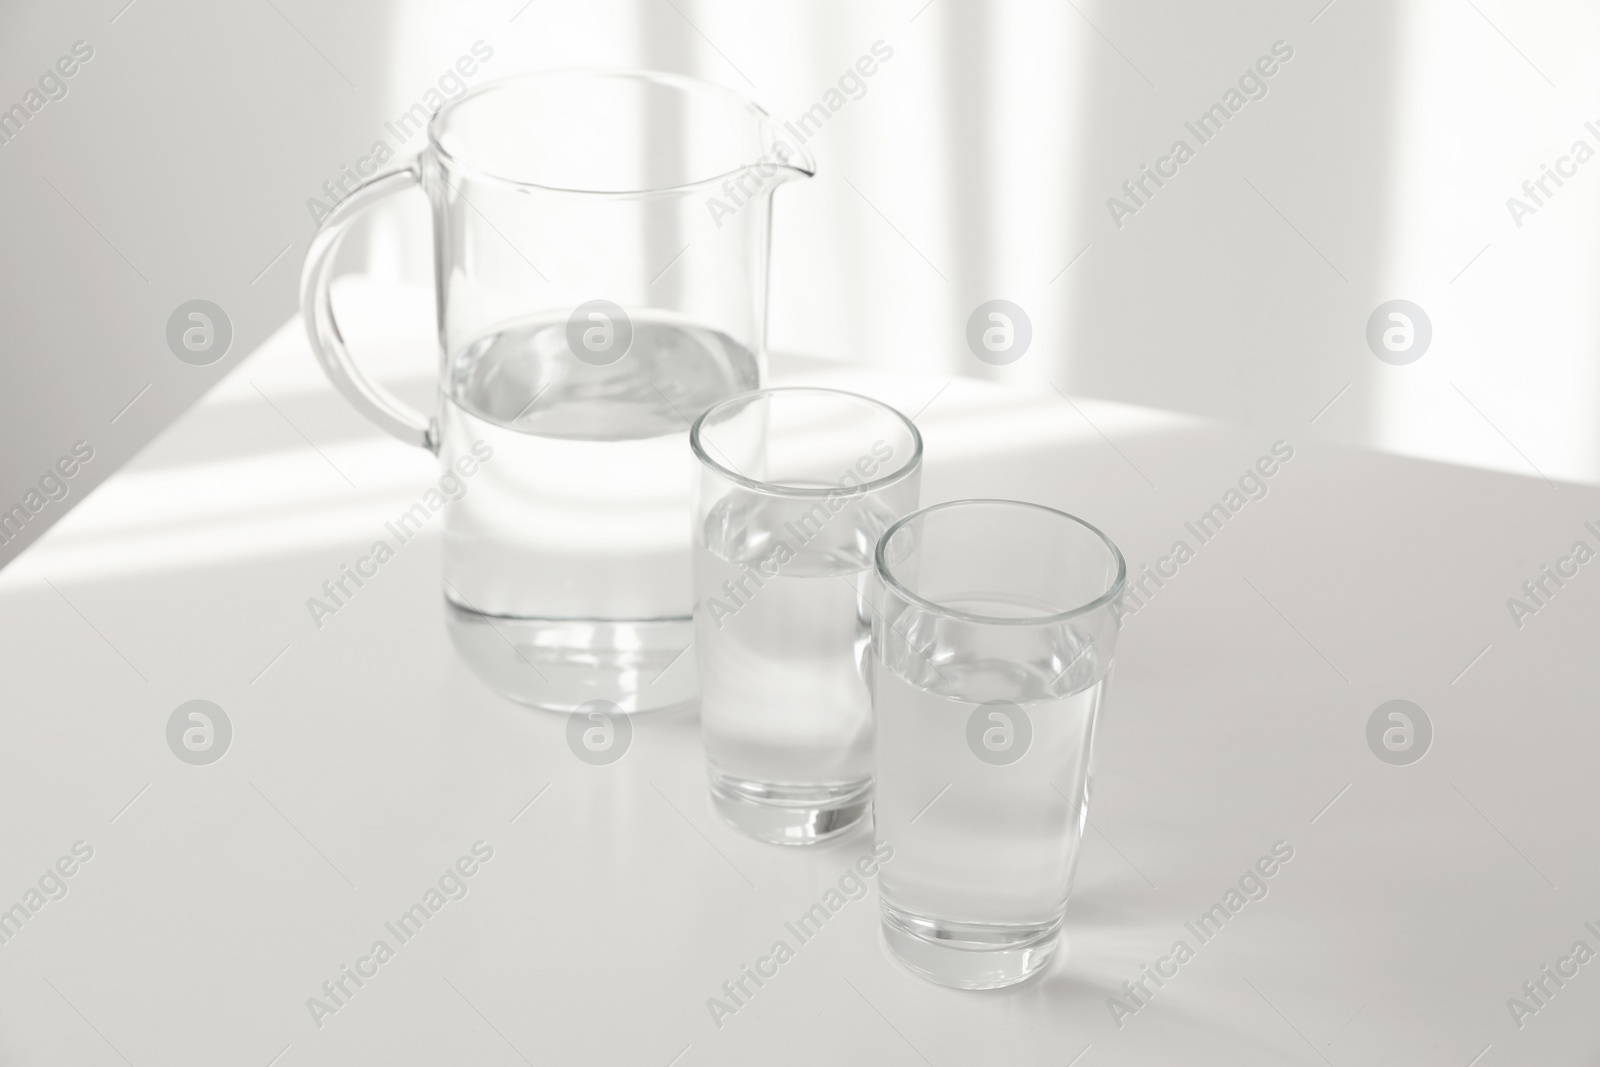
691,388,921,845
871,500,1125,988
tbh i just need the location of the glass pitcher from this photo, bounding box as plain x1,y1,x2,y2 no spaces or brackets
300,70,813,712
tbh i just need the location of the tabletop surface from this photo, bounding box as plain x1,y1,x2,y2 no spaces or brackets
1,284,1597,1067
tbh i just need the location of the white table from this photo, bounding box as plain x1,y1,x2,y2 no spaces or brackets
2,284,1595,1066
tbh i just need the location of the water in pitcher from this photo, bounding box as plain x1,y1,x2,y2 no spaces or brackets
440,311,759,711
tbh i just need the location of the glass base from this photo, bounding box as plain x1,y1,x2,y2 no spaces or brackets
880,901,1063,989
708,772,872,846
445,600,696,713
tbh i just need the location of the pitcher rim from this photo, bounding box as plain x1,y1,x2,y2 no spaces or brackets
427,68,817,197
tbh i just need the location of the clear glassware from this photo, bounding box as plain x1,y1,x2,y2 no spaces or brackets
870,499,1126,988
690,388,922,844
300,71,813,712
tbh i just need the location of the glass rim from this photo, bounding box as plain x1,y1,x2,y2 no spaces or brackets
874,498,1128,626
428,69,817,196
689,387,924,499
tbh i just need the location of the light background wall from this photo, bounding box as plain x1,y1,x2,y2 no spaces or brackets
3,0,1598,569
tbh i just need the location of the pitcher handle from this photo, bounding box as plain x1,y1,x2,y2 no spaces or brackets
300,158,437,452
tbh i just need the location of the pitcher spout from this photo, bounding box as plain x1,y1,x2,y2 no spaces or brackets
757,115,817,185
702,114,812,228
704,113,814,208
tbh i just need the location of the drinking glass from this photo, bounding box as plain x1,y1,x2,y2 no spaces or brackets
300,71,813,713
871,500,1125,988
690,388,921,844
